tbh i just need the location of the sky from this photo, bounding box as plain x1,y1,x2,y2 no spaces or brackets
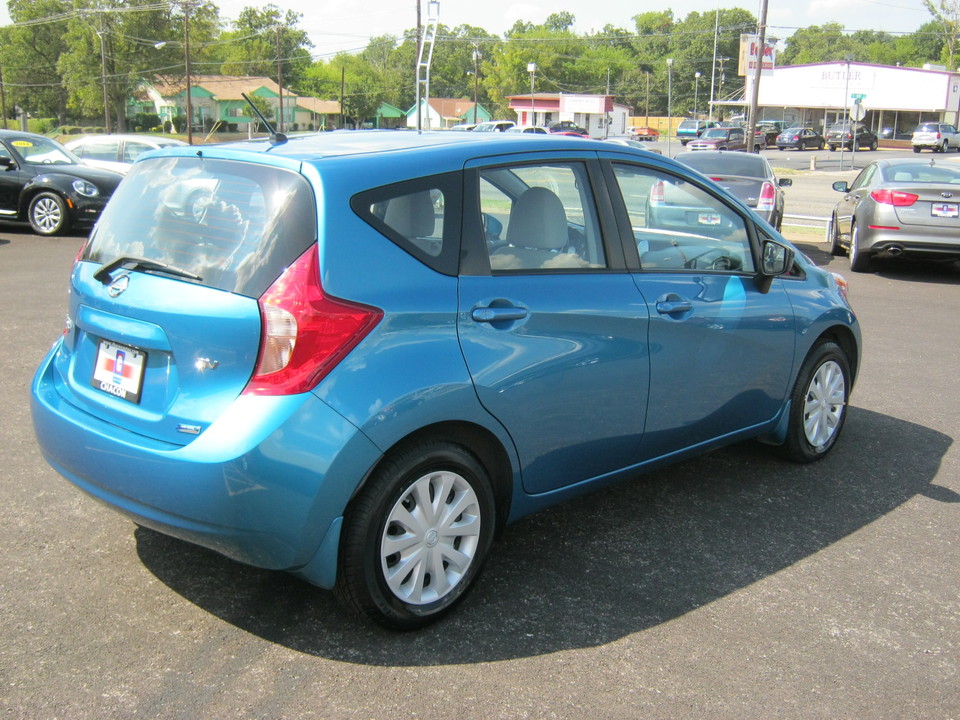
0,0,935,58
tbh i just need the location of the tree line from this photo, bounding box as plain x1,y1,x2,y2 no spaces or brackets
0,0,954,130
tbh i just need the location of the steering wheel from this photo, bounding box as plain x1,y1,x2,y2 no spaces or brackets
684,248,740,271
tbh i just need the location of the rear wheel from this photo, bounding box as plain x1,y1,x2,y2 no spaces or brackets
28,192,70,236
335,440,496,630
781,341,851,463
913,145,922,153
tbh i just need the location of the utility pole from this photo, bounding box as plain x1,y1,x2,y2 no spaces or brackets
97,14,109,133
275,24,284,132
746,0,769,153
178,0,195,145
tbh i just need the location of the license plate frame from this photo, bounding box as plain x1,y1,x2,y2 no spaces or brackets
91,340,146,404
931,202,959,218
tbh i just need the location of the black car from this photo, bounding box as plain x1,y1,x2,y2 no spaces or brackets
0,130,124,235
776,127,826,151
825,123,878,152
547,120,587,135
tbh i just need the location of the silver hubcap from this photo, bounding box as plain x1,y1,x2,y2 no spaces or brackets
33,197,62,233
803,360,846,449
380,470,481,605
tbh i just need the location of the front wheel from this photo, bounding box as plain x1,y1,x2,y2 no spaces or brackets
781,341,851,463
848,223,872,272
335,440,496,630
828,214,845,256
28,192,70,236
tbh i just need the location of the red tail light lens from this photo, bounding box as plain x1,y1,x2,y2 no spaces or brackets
757,181,776,213
244,245,382,396
650,180,665,206
870,189,919,207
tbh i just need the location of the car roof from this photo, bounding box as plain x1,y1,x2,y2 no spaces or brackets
180,129,618,161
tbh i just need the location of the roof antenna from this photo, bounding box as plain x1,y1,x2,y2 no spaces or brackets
241,92,287,146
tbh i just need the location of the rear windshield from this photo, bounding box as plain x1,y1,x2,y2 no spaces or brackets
680,154,765,178
678,120,699,129
83,156,317,298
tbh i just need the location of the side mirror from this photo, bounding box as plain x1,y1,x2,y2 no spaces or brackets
755,239,795,294
778,178,793,187
0,156,13,170
832,180,849,193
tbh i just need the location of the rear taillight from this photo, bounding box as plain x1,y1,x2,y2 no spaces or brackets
244,245,382,396
650,181,665,206
757,181,776,213
870,189,919,207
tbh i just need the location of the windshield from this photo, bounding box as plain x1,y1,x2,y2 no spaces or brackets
699,129,728,139
11,136,78,165
881,163,960,183
83,156,317,297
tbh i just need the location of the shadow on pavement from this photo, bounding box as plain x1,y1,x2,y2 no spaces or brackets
135,407,954,665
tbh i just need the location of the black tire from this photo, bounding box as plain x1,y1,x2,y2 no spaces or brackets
828,214,845,257
28,192,70,236
781,341,851,463
913,146,921,153
848,223,872,273
942,141,949,153
335,440,496,630
827,144,835,152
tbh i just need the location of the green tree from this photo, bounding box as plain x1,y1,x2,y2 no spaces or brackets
218,5,313,90
57,0,221,131
1,0,72,124
924,0,960,67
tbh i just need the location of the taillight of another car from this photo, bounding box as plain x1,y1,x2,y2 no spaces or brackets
870,189,919,207
243,245,383,396
650,180,665,206
757,181,776,213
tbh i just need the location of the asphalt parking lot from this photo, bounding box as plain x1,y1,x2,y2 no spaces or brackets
2,185,958,717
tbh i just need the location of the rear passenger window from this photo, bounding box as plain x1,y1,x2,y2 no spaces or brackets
478,163,606,271
353,172,461,276
611,163,754,273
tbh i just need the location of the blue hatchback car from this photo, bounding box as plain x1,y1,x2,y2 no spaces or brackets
31,131,861,629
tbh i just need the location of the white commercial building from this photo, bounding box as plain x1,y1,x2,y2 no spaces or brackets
750,61,960,140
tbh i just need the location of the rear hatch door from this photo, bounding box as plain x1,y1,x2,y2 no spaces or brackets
54,154,317,445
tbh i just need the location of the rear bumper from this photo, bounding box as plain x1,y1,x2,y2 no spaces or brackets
31,343,381,586
859,227,960,259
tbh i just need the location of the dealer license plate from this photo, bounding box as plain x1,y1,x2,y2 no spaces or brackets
91,340,146,404
698,212,722,226
931,203,959,218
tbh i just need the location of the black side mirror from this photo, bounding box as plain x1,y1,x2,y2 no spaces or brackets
778,178,793,187
832,180,849,193
755,239,795,294
0,156,13,170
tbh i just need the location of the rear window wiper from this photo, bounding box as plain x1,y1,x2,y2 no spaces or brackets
94,256,203,285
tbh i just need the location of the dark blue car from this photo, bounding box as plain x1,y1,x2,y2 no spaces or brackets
31,131,861,629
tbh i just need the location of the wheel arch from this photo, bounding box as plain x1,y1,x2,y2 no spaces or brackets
351,420,514,538
810,325,860,387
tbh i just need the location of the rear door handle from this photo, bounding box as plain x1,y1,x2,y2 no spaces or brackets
472,306,528,323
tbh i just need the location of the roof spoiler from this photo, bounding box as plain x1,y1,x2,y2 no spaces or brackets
241,92,287,147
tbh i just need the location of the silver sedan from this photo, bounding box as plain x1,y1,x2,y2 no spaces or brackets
828,158,960,272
